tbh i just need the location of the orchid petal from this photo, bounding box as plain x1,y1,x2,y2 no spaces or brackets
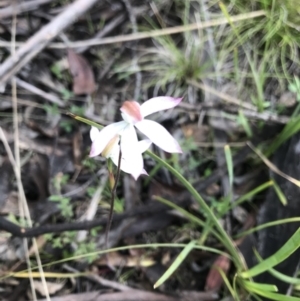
138,139,152,153
89,121,126,157
90,126,100,142
140,97,182,117
141,169,148,176
120,124,144,180
135,119,182,153
110,151,146,179
120,101,143,124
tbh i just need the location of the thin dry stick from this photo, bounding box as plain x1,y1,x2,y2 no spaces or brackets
0,0,52,18
15,77,65,107
188,79,258,111
0,0,99,86
0,10,266,51
10,8,38,300
247,142,300,187
122,0,141,100
105,149,122,248
10,7,50,300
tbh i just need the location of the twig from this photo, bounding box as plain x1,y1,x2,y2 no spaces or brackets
206,108,290,124
0,0,52,19
0,0,99,87
14,77,65,107
0,197,190,238
188,79,258,111
12,8,50,298
122,0,142,100
76,13,126,53
0,10,266,50
63,264,132,291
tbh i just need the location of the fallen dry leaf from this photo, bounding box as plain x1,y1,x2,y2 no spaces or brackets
33,280,65,296
182,123,210,143
67,49,96,95
205,255,230,292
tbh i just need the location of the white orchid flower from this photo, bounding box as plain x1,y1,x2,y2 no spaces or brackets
90,96,182,179
90,126,151,179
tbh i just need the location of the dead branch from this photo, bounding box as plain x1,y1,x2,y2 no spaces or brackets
0,0,99,89
0,0,52,19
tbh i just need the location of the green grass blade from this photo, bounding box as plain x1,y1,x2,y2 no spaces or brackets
254,250,300,285
242,279,278,292
272,179,287,206
154,196,223,242
230,181,273,209
218,267,238,299
224,144,234,188
266,115,300,156
146,150,243,269
238,110,252,137
241,280,278,292
153,240,196,288
2,243,228,281
240,227,300,278
236,217,300,238
251,290,300,301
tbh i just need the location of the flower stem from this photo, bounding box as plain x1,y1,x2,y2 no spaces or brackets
105,149,122,248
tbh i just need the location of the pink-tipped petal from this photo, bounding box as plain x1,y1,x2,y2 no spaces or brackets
120,101,143,124
138,139,152,153
90,126,100,142
140,97,182,117
120,124,144,180
89,121,127,157
135,120,182,153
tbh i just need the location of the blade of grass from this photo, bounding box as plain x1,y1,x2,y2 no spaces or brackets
146,150,243,270
241,279,278,292
218,267,239,299
236,217,300,238
153,240,196,288
224,144,234,189
2,243,228,281
10,271,91,278
240,227,300,278
238,109,252,137
230,181,273,210
272,179,287,206
249,288,300,301
254,250,300,285
153,195,222,241
266,114,300,156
